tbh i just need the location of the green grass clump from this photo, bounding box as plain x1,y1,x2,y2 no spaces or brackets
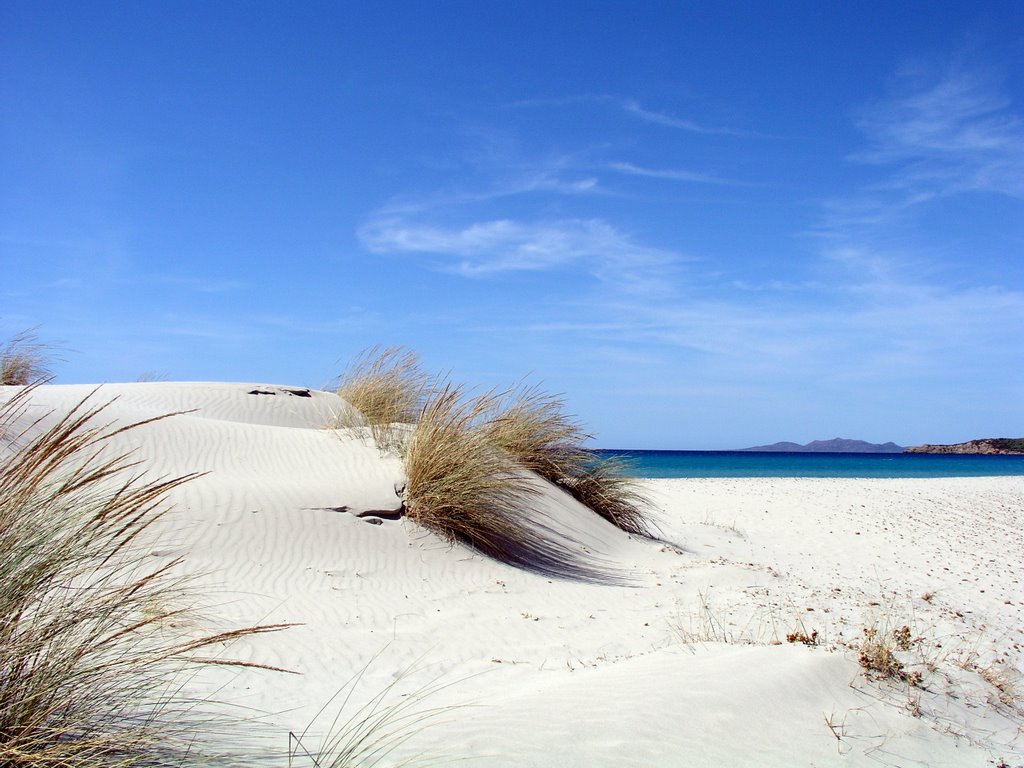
0,387,287,767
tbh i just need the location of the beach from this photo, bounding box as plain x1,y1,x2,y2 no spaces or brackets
4,382,1023,766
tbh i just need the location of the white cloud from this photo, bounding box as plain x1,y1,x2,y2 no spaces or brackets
607,161,746,186
853,64,1024,199
508,94,754,137
618,99,727,134
359,216,681,292
813,60,1024,250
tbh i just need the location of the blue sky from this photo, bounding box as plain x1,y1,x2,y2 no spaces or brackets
3,1,1022,449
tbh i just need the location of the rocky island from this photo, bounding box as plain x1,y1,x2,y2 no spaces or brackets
740,438,904,453
904,438,1024,455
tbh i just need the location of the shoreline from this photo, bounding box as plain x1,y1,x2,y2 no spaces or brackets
596,447,1024,479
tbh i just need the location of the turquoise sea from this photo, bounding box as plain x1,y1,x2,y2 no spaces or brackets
595,450,1024,479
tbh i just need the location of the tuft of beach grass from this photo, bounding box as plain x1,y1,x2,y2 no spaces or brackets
401,382,540,563
288,650,467,768
333,347,655,565
559,454,653,537
1,328,53,385
483,384,654,537
335,346,432,452
0,386,289,767
482,384,592,482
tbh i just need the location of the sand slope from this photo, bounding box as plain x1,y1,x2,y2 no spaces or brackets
3,382,1022,766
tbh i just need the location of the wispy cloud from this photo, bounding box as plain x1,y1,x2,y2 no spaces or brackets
618,99,751,137
373,167,605,219
773,58,1024,404
508,94,754,137
814,62,1024,239
853,64,1024,199
516,257,1024,387
359,216,681,292
608,161,748,186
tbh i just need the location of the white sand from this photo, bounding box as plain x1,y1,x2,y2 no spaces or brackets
4,382,1023,766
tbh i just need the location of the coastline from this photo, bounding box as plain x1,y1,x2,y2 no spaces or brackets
596,447,1024,478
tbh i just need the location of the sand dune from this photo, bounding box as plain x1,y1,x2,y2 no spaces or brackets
3,382,1021,766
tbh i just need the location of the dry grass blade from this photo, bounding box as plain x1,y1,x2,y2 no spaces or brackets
1,328,53,385
289,651,467,768
335,347,431,450
0,386,286,767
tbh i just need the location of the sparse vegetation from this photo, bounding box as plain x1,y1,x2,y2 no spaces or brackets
857,624,924,687
989,438,1024,452
0,387,287,767
977,663,1019,709
701,513,745,537
671,589,736,648
786,629,819,647
1,328,52,385
288,653,463,768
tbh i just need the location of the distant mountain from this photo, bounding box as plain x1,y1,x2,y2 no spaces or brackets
904,438,1024,455
740,438,905,453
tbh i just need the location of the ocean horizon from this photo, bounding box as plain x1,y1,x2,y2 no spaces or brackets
595,449,1024,479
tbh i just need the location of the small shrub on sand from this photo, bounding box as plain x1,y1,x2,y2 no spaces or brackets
335,347,431,449
1,328,52,385
977,663,1019,709
483,385,653,537
0,387,286,767
786,629,820,647
402,383,540,563
858,624,924,687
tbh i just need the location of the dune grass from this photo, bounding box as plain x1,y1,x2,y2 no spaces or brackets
333,347,655,566
401,382,545,565
484,384,654,537
335,347,431,451
557,454,653,537
482,384,591,481
0,387,288,767
1,328,52,385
